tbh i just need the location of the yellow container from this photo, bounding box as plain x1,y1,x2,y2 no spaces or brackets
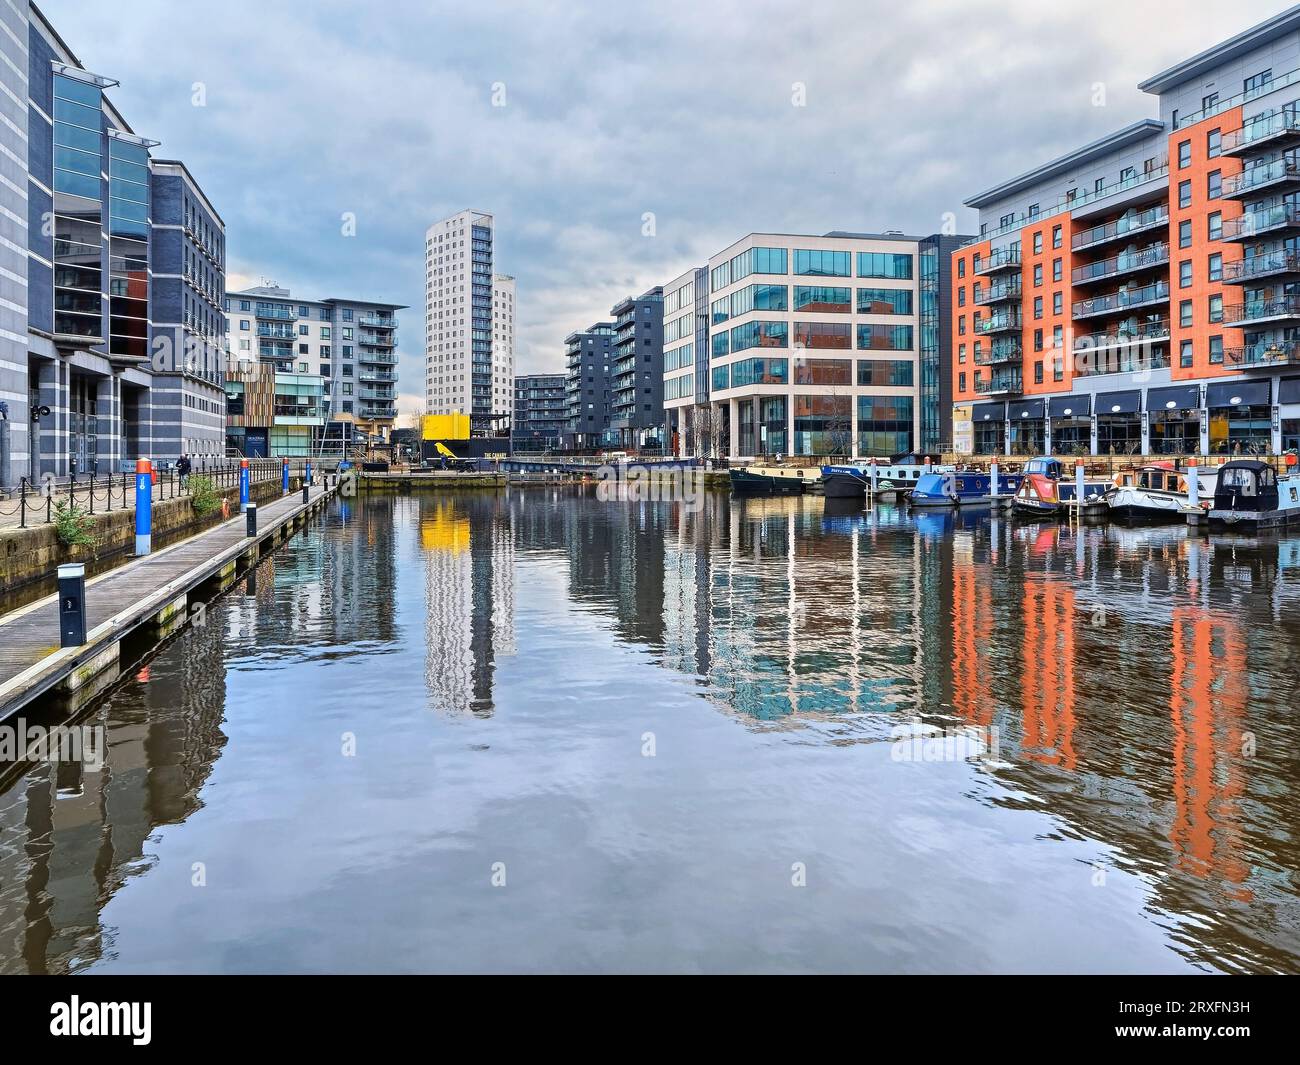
421,413,469,441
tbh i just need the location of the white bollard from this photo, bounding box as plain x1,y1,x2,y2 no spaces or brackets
990,460,1000,501
1187,464,1199,510
869,462,879,498
1075,460,1086,510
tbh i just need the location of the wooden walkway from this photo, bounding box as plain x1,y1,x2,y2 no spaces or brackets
0,482,337,722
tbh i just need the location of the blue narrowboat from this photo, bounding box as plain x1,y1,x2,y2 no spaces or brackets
908,470,1025,507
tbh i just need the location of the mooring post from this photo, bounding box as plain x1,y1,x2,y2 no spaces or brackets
870,462,878,500
305,459,313,487
1187,464,1199,510
282,457,290,495
246,501,258,538
239,457,250,514
1075,459,1087,524
990,459,1000,502
302,481,309,505
135,457,152,556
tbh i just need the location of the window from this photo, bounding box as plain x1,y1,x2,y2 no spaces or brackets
298,324,308,335
1033,232,1043,254
1208,128,1221,159
1208,212,1223,241
1179,180,1192,208
856,324,913,350
1094,178,1105,195
1208,293,1223,323
1207,170,1222,199
855,288,912,314
1180,260,1193,288
794,249,850,276
857,252,913,279
1033,264,1043,287
959,372,967,392
1034,361,1044,384
958,343,966,364
1053,292,1063,315
1180,219,1192,248
957,258,966,279
1172,109,1180,129
239,319,249,330
1178,140,1191,168
958,287,967,307
1202,92,1219,112
1052,258,1062,282
1053,225,1063,249
1244,69,1272,95
298,343,308,355
1180,339,1193,368
1180,299,1193,327
1208,253,1222,282
1120,166,1136,183
856,359,913,387
1209,335,1224,364
792,322,852,349
1033,296,1043,320
1028,203,1040,219
1034,328,1043,352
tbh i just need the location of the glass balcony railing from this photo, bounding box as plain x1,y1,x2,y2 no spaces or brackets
1221,201,1300,240
1072,281,1170,319
1222,294,1300,325
1071,242,1170,285
975,337,1021,365
973,278,1022,304
973,247,1021,274
1223,248,1300,283
1222,109,1300,155
1073,316,1172,349
358,314,395,328
975,310,1022,334
974,372,1022,395
1223,157,1300,198
1224,340,1300,368
1071,205,1169,251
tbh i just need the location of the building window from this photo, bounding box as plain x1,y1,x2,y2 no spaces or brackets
1033,264,1043,287
1034,328,1043,352
957,258,965,279
1034,361,1044,384
1208,212,1223,241
1180,299,1193,327
1180,339,1194,367
1033,232,1043,254
1209,294,1223,323
1179,180,1192,208
239,319,250,330
1244,69,1272,95
1202,92,1219,112
1053,292,1062,315
1033,296,1043,320
1207,128,1221,159
1209,335,1224,363
1207,170,1222,199
1178,140,1191,168
1052,258,1062,282
958,372,966,392
1180,260,1193,288
1208,253,1223,283
1179,219,1192,248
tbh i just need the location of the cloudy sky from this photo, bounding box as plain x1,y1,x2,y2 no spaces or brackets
46,0,1286,417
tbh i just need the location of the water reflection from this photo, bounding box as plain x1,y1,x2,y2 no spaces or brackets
0,489,1295,973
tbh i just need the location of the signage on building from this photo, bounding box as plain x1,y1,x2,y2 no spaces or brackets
953,404,973,455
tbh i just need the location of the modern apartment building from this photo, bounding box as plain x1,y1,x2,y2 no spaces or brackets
424,210,514,439
662,267,709,457
224,286,402,455
564,323,615,449
951,6,1300,457
608,286,665,449
683,230,968,460
511,373,566,450
0,3,226,485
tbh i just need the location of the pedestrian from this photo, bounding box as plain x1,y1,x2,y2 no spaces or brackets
177,453,192,488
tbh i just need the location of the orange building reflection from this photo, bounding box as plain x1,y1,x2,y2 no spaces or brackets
1021,580,1077,771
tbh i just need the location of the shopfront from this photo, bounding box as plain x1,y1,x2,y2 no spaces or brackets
1207,379,1271,455
1048,395,1091,456
1147,383,1202,456
1095,389,1142,456
1280,376,1300,452
1007,398,1046,456
971,401,1005,455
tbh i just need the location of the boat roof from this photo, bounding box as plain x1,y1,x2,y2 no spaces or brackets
1218,459,1271,471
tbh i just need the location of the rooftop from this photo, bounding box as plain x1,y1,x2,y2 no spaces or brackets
1138,4,1300,94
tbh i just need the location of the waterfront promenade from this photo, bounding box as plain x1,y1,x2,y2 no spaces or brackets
0,480,336,722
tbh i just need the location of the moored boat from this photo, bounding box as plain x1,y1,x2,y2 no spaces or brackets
1011,457,1109,518
1208,460,1300,530
908,469,1025,507
729,464,818,495
821,454,947,499
1105,463,1218,524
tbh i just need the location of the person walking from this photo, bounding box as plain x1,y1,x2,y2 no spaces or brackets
177,453,192,488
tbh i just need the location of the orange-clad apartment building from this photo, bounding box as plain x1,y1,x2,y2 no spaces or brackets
951,6,1300,458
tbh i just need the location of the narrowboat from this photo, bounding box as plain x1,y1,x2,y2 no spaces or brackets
821,455,946,499
1011,457,1109,518
1208,460,1300,530
908,469,1025,507
729,464,818,495
1105,463,1218,524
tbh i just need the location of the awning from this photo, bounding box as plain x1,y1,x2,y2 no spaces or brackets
1049,394,1091,418
1280,376,1300,405
1095,389,1141,415
971,401,1005,422
1009,399,1047,420
1207,380,1271,408
1147,384,1201,412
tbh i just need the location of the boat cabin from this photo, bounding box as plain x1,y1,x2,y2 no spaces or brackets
1213,460,1281,511
1023,457,1063,479
1115,464,1180,493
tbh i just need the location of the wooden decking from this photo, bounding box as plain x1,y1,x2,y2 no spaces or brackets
0,482,337,722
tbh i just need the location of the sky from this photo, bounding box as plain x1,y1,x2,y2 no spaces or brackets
44,0,1290,420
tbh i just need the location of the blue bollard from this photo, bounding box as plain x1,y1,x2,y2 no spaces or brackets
305,460,313,487
282,457,290,495
134,457,152,556
239,458,250,514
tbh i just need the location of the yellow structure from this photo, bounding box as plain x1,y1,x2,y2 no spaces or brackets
421,413,470,441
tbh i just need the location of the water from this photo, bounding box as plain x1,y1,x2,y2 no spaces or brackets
1,489,1297,974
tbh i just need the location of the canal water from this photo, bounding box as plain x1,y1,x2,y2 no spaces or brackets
1,489,1297,974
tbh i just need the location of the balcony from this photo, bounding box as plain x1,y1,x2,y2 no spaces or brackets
975,337,1021,365
1221,109,1300,157
359,403,396,420
975,309,1022,335
1071,242,1170,286
1072,205,1169,252
1222,157,1300,199
1221,201,1300,240
359,329,396,347
973,247,1021,275
255,303,294,321
257,323,296,339
359,387,394,401
1073,316,1172,350
1223,248,1300,284
358,368,398,382
358,350,398,367
1222,294,1300,326
1072,281,1170,320
358,314,395,328
974,371,1022,396
973,278,1022,305
1223,340,1300,370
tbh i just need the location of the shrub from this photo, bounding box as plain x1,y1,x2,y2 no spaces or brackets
188,475,221,515
53,499,96,549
